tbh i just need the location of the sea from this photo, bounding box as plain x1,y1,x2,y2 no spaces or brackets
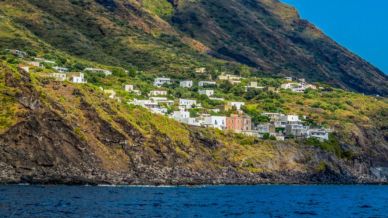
0,185,387,217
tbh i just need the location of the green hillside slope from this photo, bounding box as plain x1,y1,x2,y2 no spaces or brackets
0,0,387,95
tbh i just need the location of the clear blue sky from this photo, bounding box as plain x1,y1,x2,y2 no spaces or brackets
281,0,388,74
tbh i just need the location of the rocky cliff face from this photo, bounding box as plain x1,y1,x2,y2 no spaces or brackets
0,0,387,95
0,66,387,185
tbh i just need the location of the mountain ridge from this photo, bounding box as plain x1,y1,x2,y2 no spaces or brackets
0,0,387,95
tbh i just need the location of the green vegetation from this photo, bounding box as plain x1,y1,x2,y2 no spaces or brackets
304,134,342,157
141,0,174,17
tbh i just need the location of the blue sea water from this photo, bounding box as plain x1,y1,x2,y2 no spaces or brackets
0,185,387,217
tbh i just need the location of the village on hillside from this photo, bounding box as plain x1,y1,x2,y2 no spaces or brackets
5,49,331,142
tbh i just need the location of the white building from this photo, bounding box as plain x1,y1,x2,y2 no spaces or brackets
34,58,56,65
245,81,264,91
154,77,171,87
204,116,226,130
198,81,216,87
70,73,87,84
172,109,190,121
28,61,41,67
131,99,155,108
281,82,317,93
209,97,225,102
53,66,69,73
263,113,285,121
50,73,67,81
84,68,112,76
151,107,168,115
7,49,27,57
198,89,214,97
149,90,168,96
307,129,329,141
129,99,168,114
171,109,201,126
150,97,174,106
124,85,141,95
285,124,308,137
195,67,207,74
281,115,300,123
256,124,272,134
179,99,198,109
210,108,221,113
180,80,193,88
218,73,242,84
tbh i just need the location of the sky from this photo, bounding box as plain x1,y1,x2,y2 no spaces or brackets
281,0,388,74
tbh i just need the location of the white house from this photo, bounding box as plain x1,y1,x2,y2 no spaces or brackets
172,109,190,122
70,73,87,84
284,77,293,81
281,82,317,93
307,129,329,141
209,97,225,102
204,116,226,130
34,58,56,65
198,81,216,87
256,124,272,134
180,80,193,88
7,49,27,57
124,85,141,95
50,73,67,81
198,89,214,97
195,67,207,74
218,73,242,84
28,61,41,67
179,99,198,109
226,102,245,111
281,115,300,123
53,66,69,73
171,109,201,126
130,99,168,114
210,108,221,113
273,115,300,128
149,90,168,96
154,77,171,87
262,113,285,121
131,99,155,108
150,107,168,115
150,97,174,106
245,81,264,91
84,68,112,76
285,124,308,137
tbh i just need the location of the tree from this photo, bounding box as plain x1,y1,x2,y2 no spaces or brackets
112,68,127,77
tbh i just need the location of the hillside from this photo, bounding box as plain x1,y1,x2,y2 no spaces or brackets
170,0,388,95
0,0,387,185
0,55,387,184
0,0,387,95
